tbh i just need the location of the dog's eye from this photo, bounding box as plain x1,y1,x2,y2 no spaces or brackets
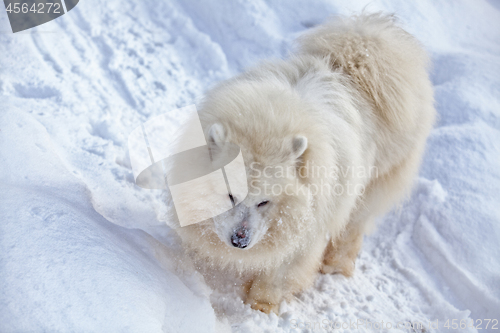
229,194,236,204
257,200,269,207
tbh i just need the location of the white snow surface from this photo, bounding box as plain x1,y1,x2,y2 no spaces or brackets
1,0,499,332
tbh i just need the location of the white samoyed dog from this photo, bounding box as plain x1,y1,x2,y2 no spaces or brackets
169,13,435,314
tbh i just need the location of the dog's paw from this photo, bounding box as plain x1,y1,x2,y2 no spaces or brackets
249,300,279,314
320,263,337,274
320,260,355,277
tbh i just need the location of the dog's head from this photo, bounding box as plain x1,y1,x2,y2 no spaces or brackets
205,115,311,251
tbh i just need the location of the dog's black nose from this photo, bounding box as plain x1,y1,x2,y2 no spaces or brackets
231,226,250,248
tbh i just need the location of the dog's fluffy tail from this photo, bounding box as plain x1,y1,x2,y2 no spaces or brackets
296,13,431,128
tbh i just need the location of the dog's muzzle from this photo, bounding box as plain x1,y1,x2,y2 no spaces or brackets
231,225,250,249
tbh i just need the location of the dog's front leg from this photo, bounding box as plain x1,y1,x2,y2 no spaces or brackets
245,269,282,314
245,245,324,314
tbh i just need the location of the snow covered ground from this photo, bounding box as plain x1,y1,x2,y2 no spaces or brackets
1,0,499,332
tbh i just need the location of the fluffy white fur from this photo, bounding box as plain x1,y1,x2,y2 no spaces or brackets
169,13,435,314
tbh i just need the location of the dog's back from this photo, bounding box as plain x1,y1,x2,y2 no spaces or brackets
297,13,434,130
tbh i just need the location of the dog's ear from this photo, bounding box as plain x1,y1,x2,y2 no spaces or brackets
208,123,226,148
292,135,308,159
